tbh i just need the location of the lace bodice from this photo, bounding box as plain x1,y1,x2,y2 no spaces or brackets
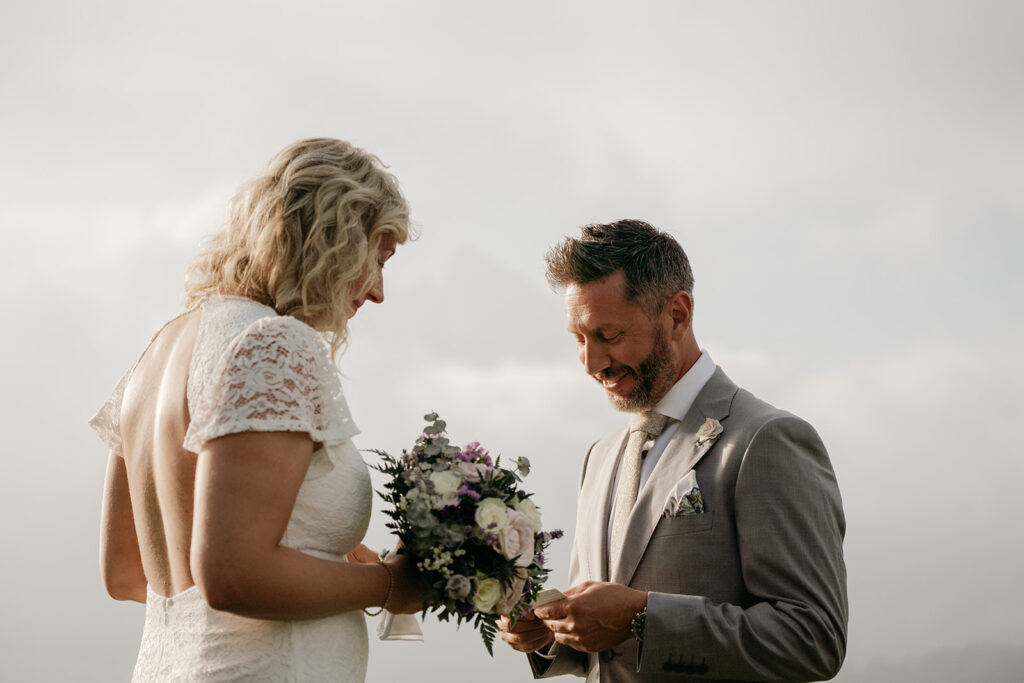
89,295,374,681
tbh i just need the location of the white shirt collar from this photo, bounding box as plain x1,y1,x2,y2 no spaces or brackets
653,350,716,422
606,350,718,545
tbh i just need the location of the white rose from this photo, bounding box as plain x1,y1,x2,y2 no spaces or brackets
696,418,723,444
430,470,462,498
473,577,502,613
514,498,542,532
496,510,536,567
475,497,509,532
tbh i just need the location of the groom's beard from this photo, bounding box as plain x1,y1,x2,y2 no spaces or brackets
601,327,676,413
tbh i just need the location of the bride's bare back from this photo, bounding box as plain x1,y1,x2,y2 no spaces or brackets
118,309,201,597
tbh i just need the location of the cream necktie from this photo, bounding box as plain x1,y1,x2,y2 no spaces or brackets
609,410,670,569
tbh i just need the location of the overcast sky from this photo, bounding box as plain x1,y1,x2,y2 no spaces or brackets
2,1,1022,680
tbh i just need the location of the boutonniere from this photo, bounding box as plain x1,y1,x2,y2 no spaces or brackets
696,418,723,448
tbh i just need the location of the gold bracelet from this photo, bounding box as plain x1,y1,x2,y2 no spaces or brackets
363,561,393,617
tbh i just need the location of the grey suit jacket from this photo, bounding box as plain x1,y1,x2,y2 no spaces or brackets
530,367,847,682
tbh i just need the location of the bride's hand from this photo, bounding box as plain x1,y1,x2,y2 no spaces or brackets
346,544,379,564
381,553,426,615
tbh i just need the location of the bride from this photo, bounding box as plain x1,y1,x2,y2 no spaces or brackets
90,137,424,681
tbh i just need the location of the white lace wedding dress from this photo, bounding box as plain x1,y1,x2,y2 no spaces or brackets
91,295,374,682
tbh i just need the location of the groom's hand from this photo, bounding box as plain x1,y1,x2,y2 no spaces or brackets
499,611,555,653
533,581,647,653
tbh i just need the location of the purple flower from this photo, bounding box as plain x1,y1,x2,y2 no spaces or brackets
458,484,481,500
460,441,493,465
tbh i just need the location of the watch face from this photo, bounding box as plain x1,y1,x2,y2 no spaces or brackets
631,610,646,642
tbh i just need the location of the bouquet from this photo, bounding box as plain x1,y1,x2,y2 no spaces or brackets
372,413,563,654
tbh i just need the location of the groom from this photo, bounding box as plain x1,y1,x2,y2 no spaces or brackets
500,220,847,681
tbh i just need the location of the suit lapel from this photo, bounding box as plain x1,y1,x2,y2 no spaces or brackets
577,426,628,582
611,367,738,585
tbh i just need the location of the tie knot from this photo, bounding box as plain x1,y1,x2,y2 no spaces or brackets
630,410,669,438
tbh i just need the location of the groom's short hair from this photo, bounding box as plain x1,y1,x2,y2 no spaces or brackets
544,219,694,318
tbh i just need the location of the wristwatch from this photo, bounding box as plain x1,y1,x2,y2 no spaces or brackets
630,606,647,643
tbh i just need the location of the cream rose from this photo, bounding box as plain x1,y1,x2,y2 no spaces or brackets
496,510,536,567
473,577,502,613
475,497,509,532
696,417,724,445
428,470,462,508
514,498,542,532
430,470,462,497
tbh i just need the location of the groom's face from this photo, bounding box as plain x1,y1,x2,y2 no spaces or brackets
565,271,677,411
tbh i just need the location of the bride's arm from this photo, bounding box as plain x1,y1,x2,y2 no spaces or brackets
190,430,416,620
100,453,147,603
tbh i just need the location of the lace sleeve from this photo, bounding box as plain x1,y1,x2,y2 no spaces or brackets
88,370,132,456
183,316,358,452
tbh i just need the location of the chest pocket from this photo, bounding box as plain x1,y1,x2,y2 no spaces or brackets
651,510,714,537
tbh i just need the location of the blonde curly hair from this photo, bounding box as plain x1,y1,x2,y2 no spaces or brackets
186,138,411,351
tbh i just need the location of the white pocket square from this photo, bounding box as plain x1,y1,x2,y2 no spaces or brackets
663,470,705,518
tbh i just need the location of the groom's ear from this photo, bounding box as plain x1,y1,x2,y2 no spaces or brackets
666,290,693,339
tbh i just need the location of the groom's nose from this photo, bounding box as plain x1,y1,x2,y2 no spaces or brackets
580,339,610,375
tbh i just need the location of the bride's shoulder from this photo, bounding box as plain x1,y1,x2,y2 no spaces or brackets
188,296,335,408
198,295,327,355
184,298,354,451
